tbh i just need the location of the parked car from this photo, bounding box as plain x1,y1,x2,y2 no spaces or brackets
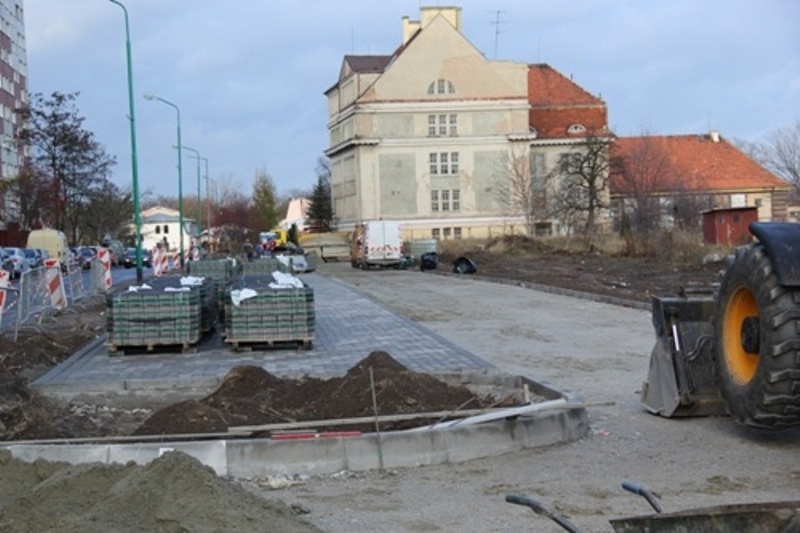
0,247,13,278
77,247,97,270
102,239,125,267
5,246,32,278
123,247,152,268
34,248,50,266
22,247,41,268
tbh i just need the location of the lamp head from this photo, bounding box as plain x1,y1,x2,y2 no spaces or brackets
143,93,155,101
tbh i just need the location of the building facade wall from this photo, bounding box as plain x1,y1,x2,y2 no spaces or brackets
327,11,535,240
0,0,27,228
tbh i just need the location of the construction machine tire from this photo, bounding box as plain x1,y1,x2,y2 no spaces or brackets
713,243,800,428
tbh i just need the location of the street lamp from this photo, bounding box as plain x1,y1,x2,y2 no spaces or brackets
143,93,185,268
183,146,202,241
108,0,143,284
197,156,210,236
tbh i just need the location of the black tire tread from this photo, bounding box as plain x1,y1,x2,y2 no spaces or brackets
713,243,800,428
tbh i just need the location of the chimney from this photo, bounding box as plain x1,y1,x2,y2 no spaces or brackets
403,7,462,44
709,130,720,142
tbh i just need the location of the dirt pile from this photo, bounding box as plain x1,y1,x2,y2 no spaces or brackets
0,450,321,532
135,350,511,436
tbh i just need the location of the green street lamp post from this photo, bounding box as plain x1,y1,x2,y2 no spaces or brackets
203,157,210,236
193,155,209,237
143,94,185,268
183,146,203,241
108,0,143,284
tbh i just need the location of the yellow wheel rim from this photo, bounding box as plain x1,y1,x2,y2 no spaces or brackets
722,285,760,385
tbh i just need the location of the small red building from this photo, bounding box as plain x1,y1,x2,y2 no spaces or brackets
702,207,758,246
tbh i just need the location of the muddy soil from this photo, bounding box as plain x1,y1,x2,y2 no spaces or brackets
0,240,735,531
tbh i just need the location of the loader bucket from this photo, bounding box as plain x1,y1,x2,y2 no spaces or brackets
640,294,728,418
610,500,800,533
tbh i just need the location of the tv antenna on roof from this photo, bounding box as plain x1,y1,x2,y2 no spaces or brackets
491,9,507,59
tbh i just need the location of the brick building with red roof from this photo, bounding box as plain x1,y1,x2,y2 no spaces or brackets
325,5,784,240
611,132,789,229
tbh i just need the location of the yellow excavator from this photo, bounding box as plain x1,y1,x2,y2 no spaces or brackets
642,222,800,429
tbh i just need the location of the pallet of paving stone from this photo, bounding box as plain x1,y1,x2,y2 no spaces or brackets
188,258,235,308
105,277,210,353
241,257,291,276
223,273,315,349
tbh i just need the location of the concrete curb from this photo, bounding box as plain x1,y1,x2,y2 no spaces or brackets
3,375,588,478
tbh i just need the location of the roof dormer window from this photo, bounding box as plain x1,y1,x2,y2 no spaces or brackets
568,124,586,134
427,78,455,95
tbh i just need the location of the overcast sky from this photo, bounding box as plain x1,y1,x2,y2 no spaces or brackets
23,0,799,201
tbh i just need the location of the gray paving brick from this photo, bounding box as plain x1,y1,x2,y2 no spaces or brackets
34,274,494,394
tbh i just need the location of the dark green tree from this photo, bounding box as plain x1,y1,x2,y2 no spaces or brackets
306,157,333,232
251,167,280,231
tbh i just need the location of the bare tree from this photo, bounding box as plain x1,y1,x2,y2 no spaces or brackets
493,147,539,236
15,92,116,238
610,135,674,234
735,118,800,194
549,130,612,239
1,162,49,231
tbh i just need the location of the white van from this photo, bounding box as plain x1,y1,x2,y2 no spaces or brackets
27,229,70,269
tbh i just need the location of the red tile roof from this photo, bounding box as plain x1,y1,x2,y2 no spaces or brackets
611,134,789,194
527,64,607,139
528,64,604,106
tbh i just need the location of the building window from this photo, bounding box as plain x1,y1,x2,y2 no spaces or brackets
430,152,459,175
568,124,586,134
427,79,456,95
155,225,161,234
432,228,441,240
533,153,545,177
754,198,763,207
428,114,457,136
431,189,461,213
163,225,169,234
453,227,462,239
443,227,451,239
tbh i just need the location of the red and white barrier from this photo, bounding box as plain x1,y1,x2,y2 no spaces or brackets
158,248,168,274
152,247,168,277
44,258,67,309
0,269,9,322
96,248,113,291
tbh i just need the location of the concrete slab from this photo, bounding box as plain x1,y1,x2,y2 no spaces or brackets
33,273,496,405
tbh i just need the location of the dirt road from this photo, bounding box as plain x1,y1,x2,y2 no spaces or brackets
263,262,800,532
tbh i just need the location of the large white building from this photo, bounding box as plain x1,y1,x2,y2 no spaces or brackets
0,0,27,230
325,6,609,241
139,206,196,253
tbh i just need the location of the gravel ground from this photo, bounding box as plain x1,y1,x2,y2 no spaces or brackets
257,261,800,532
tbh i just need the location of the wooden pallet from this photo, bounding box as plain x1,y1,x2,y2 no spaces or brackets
106,341,198,356
223,337,313,352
